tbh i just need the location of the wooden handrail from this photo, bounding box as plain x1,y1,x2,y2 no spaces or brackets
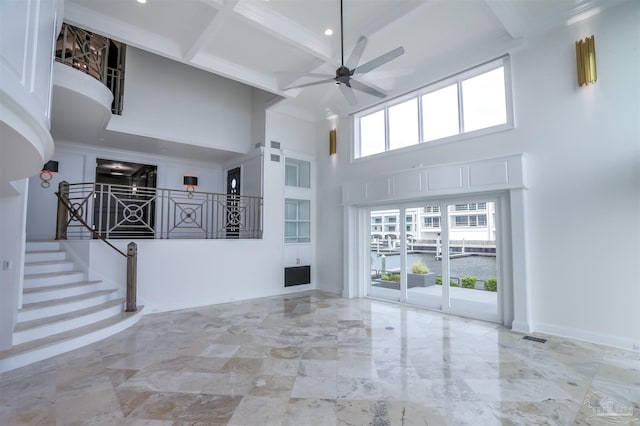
55,189,126,257
55,181,137,311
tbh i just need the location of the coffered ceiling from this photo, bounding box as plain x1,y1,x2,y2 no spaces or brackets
64,0,617,121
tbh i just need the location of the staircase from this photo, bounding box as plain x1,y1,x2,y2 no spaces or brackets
0,241,143,372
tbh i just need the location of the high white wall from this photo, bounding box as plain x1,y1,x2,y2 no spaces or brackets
26,142,225,240
107,47,255,154
314,1,640,350
64,238,303,314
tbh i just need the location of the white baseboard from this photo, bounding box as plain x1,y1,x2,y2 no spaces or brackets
511,320,533,334
533,321,640,353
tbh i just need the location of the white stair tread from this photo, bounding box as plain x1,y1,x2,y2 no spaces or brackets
14,299,124,332
20,290,117,311
0,307,143,359
24,270,83,280
27,240,60,246
25,260,74,267
25,249,65,255
23,280,102,294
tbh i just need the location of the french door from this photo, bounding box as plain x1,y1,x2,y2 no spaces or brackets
368,197,501,323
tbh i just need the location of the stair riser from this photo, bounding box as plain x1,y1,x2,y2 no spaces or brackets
24,262,74,275
0,309,143,373
25,251,66,263
24,272,85,288
13,304,124,345
23,283,103,304
18,292,118,322
26,242,62,251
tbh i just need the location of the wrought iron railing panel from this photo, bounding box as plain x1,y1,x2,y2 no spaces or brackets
61,183,263,240
55,23,126,115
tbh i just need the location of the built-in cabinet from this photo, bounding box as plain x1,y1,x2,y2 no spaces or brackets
283,154,313,286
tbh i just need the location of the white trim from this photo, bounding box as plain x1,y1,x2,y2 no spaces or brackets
56,141,225,171
342,154,526,206
533,322,640,353
342,154,529,330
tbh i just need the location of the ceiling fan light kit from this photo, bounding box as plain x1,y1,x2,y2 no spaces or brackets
285,0,405,105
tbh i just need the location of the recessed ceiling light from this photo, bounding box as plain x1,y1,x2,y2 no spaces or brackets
110,171,124,176
324,28,333,36
136,0,146,4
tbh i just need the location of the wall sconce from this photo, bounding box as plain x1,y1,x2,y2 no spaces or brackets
576,35,597,87
329,129,337,155
183,176,198,197
40,160,59,188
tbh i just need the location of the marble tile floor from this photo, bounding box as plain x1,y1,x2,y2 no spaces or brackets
1,290,639,425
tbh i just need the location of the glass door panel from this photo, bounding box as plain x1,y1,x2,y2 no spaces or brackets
369,208,402,301
445,200,498,321
404,204,443,310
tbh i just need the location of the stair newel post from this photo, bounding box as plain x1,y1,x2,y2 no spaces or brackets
126,242,138,312
55,181,69,240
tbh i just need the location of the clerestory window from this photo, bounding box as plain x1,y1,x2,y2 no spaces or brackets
354,56,513,159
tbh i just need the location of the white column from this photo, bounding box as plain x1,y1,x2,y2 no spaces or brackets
509,188,532,333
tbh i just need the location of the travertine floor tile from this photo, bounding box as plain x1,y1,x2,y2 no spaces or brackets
1,290,639,425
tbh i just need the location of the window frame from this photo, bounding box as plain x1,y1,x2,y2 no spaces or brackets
284,198,311,243
284,157,311,189
353,56,513,161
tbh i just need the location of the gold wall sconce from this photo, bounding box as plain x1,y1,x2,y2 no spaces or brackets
576,35,597,87
40,160,59,188
329,129,337,155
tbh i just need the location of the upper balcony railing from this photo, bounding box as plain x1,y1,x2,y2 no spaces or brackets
55,23,126,115
56,182,263,240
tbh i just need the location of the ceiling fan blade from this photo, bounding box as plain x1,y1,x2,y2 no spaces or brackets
354,46,405,75
349,79,387,98
285,78,336,90
339,84,357,105
277,72,334,79
345,36,368,70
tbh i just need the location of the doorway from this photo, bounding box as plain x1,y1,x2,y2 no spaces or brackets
94,159,157,239
226,167,241,239
368,197,501,323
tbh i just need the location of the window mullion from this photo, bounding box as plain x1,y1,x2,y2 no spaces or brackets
457,80,464,134
384,106,390,152
417,94,424,144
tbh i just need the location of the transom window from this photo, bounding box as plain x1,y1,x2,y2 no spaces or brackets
285,158,310,188
354,57,512,159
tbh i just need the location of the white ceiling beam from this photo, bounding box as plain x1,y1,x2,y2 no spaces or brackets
481,0,526,39
353,1,428,40
190,52,287,97
233,0,332,62
64,3,183,59
184,0,239,62
198,0,225,8
65,2,284,97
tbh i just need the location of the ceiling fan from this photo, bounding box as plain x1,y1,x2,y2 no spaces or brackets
284,0,405,106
